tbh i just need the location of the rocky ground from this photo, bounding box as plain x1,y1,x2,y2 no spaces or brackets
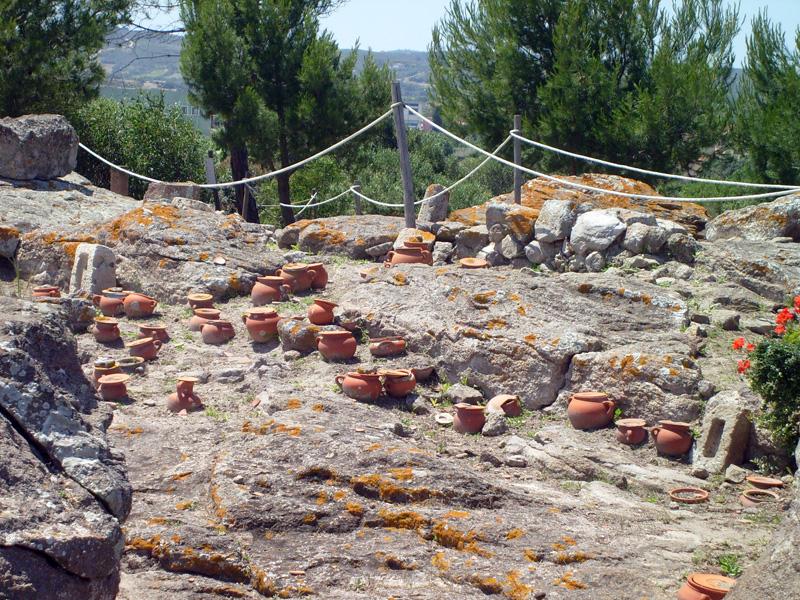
2,163,799,599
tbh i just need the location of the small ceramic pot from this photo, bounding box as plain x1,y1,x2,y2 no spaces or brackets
384,247,432,267
117,356,145,374
307,299,337,325
277,263,314,293
652,420,693,456
127,336,162,361
167,376,203,413
251,276,290,306
740,488,780,507
677,573,736,600
745,475,784,489
187,293,214,309
93,359,121,388
459,257,489,269
123,292,158,319
486,394,522,417
93,291,126,317
201,319,235,345
317,330,357,361
241,307,281,342
567,391,615,430
453,403,486,434
369,336,407,358
138,323,169,342
335,372,382,401
97,373,130,401
307,263,329,289
32,285,60,298
93,317,121,344
668,487,709,504
188,308,221,332
382,369,416,397
615,418,648,445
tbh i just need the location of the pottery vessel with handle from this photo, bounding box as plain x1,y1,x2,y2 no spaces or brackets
32,285,60,298
567,391,615,430
453,403,486,434
307,263,329,289
652,420,693,456
97,373,130,401
677,573,735,600
187,293,214,309
317,330,357,361
241,308,281,342
127,336,162,360
201,320,236,345
93,317,121,344
382,369,416,397
167,376,203,413
123,292,158,318
188,308,220,332
277,263,314,292
615,418,648,445
335,372,382,401
251,276,291,305
384,247,432,267
138,323,169,342
307,299,337,325
93,291,126,317
369,336,407,358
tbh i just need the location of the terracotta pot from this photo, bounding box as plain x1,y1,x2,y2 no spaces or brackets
167,376,203,413
97,373,130,401
117,356,145,374
93,360,121,387
251,276,290,306
677,573,736,600
277,263,314,293
187,293,214,309
123,292,158,319
201,319,236,345
188,308,220,332
567,391,615,430
308,299,337,325
241,307,281,342
668,487,709,504
335,372,382,401
652,420,693,456
486,394,522,417
384,247,432,267
32,285,60,298
369,336,407,358
453,403,486,434
459,257,489,269
745,475,784,489
127,336,162,361
93,317,121,344
317,330,357,361
138,323,169,342
382,369,416,397
615,418,648,445
740,488,780,507
92,291,126,317
307,263,329,289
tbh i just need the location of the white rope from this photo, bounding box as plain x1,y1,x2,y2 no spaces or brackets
509,131,798,190
406,105,800,203
294,192,318,217
78,108,394,189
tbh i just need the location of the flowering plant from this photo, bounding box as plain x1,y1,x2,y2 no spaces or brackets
732,295,800,450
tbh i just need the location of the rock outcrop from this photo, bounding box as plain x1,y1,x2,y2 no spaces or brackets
0,114,78,180
705,194,800,242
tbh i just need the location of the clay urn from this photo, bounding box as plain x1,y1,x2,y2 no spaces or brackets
93,317,121,344
307,263,329,289
369,336,407,358
93,358,121,388
123,292,158,319
138,323,169,342
188,308,220,332
335,372,382,402
187,292,214,309
382,369,417,397
317,330,357,361
652,420,693,456
97,373,130,402
201,319,236,345
307,299,337,325
566,391,615,430
92,290,126,317
384,247,432,267
241,307,281,342
251,276,290,306
677,573,736,600
32,285,60,298
453,403,486,434
277,263,314,293
486,394,522,417
615,418,648,445
739,488,780,507
126,336,162,361
459,257,489,269
167,376,203,413
117,356,145,374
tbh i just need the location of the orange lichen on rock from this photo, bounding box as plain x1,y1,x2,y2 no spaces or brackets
554,571,587,590
302,513,317,525
311,403,324,413
315,491,329,505
473,291,497,305
388,467,413,482
505,570,533,600
444,510,470,519
333,490,347,501
431,521,492,557
554,551,592,565
350,474,440,504
523,548,540,562
210,484,227,520
378,509,429,531
175,500,194,510
345,502,364,516
487,319,508,330
287,398,302,409
470,575,504,594
431,551,450,571
392,272,408,286
505,528,525,540
303,225,347,246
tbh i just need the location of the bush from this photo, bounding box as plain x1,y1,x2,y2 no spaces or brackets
72,94,208,199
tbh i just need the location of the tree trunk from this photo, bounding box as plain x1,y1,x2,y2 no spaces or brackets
230,144,249,216
277,172,296,226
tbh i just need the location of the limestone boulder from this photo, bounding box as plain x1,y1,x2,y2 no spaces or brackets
0,114,78,180
706,194,800,242
417,184,449,223
69,243,116,295
623,223,669,255
535,199,576,242
570,210,627,255
454,225,489,258
485,202,538,244
278,215,404,259
143,181,203,202
692,390,754,474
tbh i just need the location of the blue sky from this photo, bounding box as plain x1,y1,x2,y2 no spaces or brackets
144,1,800,65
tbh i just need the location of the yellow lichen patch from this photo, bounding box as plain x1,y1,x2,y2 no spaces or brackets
505,528,525,540
554,572,587,590
669,368,679,376
333,490,347,501
303,226,347,246
550,338,560,347
302,513,317,525
388,467,413,482
473,291,497,305
487,319,508,330
345,502,364,516
517,306,527,316
392,272,408,286
350,474,440,504
462,327,490,341
210,484,227,520
198,252,209,261
436,267,449,276
311,403,324,413
148,517,167,525
378,509,429,531
447,287,462,302
561,536,577,546
523,548,540,562
0,225,20,240
431,551,450,571
365,443,382,452
470,575,504,594
315,491,329,506
505,570,533,600
523,334,538,346
252,569,278,595
664,355,673,364
431,521,492,557
641,294,652,305
377,552,417,571
554,551,591,565
508,293,522,302
287,398,302,409
175,500,194,510
444,510,470,520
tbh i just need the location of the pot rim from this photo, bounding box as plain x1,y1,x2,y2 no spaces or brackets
571,391,609,402
616,418,647,428
95,316,119,325
125,291,155,300
313,299,338,309
188,292,213,301
194,308,221,317
206,319,233,327
98,373,130,385
117,356,145,367
257,275,285,283
282,262,310,272
177,375,200,383
454,402,485,412
306,262,325,268
318,330,352,338
668,487,709,504
127,337,155,348
139,323,167,331
459,257,489,268
745,475,784,488
94,358,117,369
741,488,780,503
101,291,128,298
394,246,425,254
370,336,405,343
658,419,691,429
246,307,279,317
381,369,413,378
687,573,736,593
345,371,381,379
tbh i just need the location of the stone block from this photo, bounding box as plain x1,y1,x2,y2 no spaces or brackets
693,390,753,474
0,114,78,180
143,181,203,201
69,243,116,295
417,183,449,223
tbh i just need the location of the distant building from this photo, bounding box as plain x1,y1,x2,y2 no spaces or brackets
404,103,421,128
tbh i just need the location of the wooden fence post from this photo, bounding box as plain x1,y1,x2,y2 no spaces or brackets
513,114,522,205
205,150,221,210
109,168,129,197
391,82,416,228
352,180,362,215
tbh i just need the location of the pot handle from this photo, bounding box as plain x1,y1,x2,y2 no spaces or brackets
651,426,661,438
241,314,248,324
280,284,291,298
384,251,395,267
602,400,615,417
152,339,163,351
334,374,345,387
92,294,101,307
275,269,282,277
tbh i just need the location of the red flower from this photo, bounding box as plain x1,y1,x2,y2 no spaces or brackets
746,343,755,352
776,307,795,325
794,295,800,311
731,337,746,350
775,324,786,335
737,359,751,374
